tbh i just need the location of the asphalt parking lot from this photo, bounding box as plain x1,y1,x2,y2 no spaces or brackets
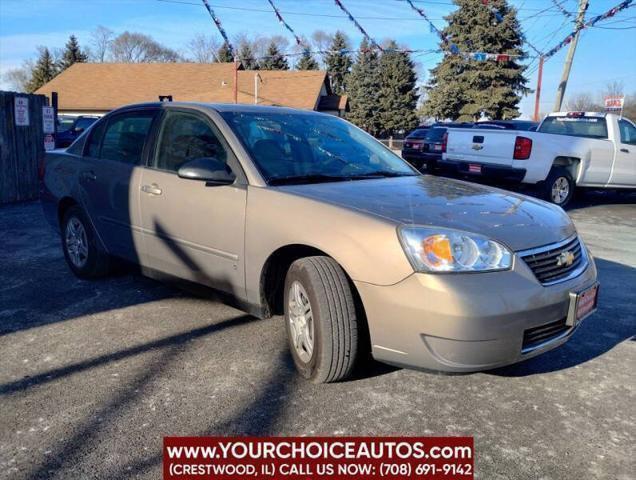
1,191,634,480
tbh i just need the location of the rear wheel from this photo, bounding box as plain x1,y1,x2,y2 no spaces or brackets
543,167,575,207
284,256,359,383
61,205,111,278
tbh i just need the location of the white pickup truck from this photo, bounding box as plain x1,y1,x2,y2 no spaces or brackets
441,112,636,206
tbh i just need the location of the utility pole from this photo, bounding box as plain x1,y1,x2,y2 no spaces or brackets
533,56,544,122
553,0,589,112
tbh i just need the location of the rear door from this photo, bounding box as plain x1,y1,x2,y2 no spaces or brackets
79,108,158,262
138,108,247,295
445,128,518,167
610,118,636,186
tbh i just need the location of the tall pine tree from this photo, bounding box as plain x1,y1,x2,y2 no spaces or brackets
377,40,418,136
345,39,381,136
260,41,289,70
58,35,88,72
238,42,259,69
296,49,319,70
423,0,529,120
26,47,57,93
324,31,351,95
216,42,234,62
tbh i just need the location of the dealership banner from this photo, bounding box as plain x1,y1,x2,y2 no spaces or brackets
164,436,473,479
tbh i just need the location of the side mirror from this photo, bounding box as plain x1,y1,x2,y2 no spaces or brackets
177,157,235,185
74,127,84,134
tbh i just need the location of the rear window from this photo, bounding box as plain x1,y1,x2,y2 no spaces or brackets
538,116,608,139
407,128,429,139
425,127,447,141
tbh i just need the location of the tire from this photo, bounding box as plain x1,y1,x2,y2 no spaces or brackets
284,256,359,383
542,167,575,207
61,205,111,279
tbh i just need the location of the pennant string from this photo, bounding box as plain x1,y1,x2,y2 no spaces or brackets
544,0,633,59
201,0,233,57
266,0,306,48
333,0,383,51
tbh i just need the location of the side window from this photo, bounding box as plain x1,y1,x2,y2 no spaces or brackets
85,118,107,158
618,119,636,146
100,112,155,164
153,110,227,172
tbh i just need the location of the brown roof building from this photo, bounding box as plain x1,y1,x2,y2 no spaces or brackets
36,63,348,116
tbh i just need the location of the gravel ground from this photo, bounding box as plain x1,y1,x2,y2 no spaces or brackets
0,192,634,480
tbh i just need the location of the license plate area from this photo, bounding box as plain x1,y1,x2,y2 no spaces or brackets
468,163,482,174
566,283,599,327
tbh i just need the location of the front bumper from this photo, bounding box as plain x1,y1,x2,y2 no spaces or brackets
355,251,598,372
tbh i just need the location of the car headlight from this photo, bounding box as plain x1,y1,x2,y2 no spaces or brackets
398,226,512,273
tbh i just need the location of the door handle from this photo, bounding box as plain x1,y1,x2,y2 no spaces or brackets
80,170,96,181
141,184,162,195
620,148,629,153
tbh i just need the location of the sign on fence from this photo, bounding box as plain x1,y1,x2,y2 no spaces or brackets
44,134,56,151
42,106,55,133
14,96,30,126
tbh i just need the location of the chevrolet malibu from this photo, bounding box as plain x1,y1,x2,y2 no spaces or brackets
41,103,599,382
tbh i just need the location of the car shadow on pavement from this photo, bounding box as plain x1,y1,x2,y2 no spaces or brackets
490,257,635,377
16,313,257,480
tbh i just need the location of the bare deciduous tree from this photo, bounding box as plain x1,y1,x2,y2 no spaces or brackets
186,34,220,63
91,26,114,62
2,66,30,92
565,92,601,112
109,32,180,63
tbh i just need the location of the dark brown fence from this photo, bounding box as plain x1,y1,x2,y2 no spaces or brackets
0,91,47,204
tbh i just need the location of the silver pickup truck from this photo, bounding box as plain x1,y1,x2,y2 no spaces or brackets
442,112,636,206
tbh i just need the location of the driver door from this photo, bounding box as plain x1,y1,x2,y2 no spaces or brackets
139,108,247,297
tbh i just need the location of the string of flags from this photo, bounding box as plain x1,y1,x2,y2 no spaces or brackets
266,0,306,48
481,0,504,22
333,0,383,52
406,0,515,62
543,0,633,59
551,0,574,19
201,0,234,57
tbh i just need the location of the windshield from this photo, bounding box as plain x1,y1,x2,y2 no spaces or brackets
57,117,74,132
538,116,608,139
425,127,447,141
407,128,429,139
221,111,417,184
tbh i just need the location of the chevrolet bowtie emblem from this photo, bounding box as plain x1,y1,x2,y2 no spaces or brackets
556,251,575,267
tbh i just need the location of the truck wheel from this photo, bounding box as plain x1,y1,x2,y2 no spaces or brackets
61,205,111,279
284,256,359,383
543,167,575,207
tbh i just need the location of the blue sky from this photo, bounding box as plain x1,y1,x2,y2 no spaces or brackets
1,0,634,117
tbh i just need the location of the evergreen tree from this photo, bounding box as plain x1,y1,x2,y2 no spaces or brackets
217,42,234,62
260,41,289,70
423,0,529,121
324,31,352,95
238,42,258,69
377,40,418,136
345,39,381,135
25,47,57,93
58,35,88,71
296,48,319,70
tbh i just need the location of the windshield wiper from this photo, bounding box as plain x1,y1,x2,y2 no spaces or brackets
347,171,417,179
268,174,353,186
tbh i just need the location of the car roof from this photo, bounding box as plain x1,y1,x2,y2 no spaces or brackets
114,101,320,116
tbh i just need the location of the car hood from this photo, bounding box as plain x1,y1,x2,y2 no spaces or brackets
279,175,575,251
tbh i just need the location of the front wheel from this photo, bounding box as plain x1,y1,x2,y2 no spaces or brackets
542,167,575,207
284,256,360,383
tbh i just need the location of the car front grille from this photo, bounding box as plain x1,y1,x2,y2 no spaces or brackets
520,235,587,286
522,317,569,350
